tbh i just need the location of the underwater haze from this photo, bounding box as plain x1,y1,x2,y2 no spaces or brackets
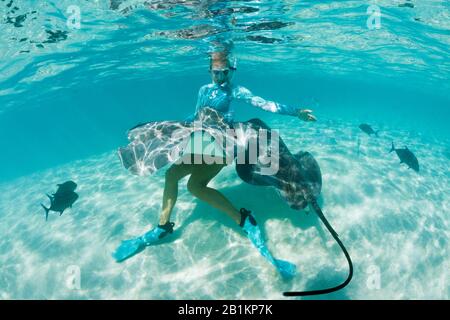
0,0,449,299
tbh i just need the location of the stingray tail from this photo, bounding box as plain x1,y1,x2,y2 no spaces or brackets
283,199,353,297
41,204,50,221
389,141,395,153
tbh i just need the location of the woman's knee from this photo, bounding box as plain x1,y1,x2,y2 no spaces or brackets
187,178,204,197
165,164,188,183
186,164,223,197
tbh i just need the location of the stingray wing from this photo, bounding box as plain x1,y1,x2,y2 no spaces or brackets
118,108,233,176
234,118,323,210
118,121,192,176
234,118,288,187
292,151,322,198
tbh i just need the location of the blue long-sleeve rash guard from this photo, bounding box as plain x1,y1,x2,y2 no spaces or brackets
188,83,299,123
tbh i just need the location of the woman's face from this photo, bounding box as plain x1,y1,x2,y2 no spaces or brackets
210,60,233,85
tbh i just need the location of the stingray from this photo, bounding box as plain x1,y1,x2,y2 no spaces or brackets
117,109,353,296
235,118,353,297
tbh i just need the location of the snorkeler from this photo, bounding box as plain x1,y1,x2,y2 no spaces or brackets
113,51,316,278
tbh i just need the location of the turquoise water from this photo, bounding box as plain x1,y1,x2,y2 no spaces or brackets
0,1,449,299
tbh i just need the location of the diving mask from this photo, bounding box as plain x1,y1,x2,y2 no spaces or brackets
211,66,236,84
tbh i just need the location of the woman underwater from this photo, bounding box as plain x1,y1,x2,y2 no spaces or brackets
113,51,317,278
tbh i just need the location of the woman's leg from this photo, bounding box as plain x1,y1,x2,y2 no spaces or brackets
159,162,192,225
112,163,191,262
186,160,241,225
186,160,297,278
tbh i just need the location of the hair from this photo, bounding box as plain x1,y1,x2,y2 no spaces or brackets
209,51,231,70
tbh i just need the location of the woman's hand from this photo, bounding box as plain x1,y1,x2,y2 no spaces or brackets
297,109,317,122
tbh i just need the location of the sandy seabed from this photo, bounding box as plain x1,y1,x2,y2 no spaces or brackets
0,118,448,299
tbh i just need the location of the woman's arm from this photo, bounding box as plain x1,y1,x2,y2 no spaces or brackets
233,86,316,121
195,85,208,113
185,85,208,122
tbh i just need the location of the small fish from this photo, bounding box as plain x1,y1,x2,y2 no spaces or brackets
359,124,379,137
41,181,79,221
389,142,420,172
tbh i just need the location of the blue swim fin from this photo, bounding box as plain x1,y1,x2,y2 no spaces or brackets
112,237,146,262
112,222,175,262
274,259,297,279
240,208,297,278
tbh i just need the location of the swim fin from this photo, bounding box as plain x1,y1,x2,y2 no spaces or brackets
240,208,296,278
112,237,146,262
112,222,175,262
273,258,297,278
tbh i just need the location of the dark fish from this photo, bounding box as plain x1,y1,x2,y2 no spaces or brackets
390,142,419,172
54,180,77,194
359,124,379,137
41,181,79,221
